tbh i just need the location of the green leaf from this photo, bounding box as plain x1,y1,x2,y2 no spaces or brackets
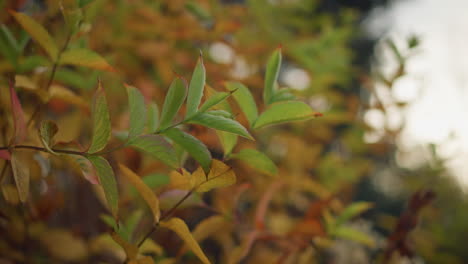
11,150,30,203
206,110,232,118
125,84,146,142
39,120,59,155
230,149,277,176
263,47,282,104
216,131,237,157
189,113,253,140
253,101,313,129
0,24,19,65
160,218,211,264
146,102,159,133
199,92,230,113
333,226,375,247
159,77,187,130
88,81,111,154
335,202,373,227
129,135,179,168
186,55,206,118
269,89,296,103
163,128,212,173
60,48,115,72
9,11,58,60
225,82,258,127
88,156,119,218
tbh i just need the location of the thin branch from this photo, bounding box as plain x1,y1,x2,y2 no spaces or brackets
0,145,86,156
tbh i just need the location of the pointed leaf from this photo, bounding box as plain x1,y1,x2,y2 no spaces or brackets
169,169,192,190
129,135,179,168
186,55,206,118
88,156,119,217
198,92,230,113
193,159,236,192
119,164,160,223
335,202,373,227
225,82,258,126
72,155,99,184
230,149,277,176
39,120,59,155
88,82,111,154
60,48,115,72
163,128,211,173
253,101,313,129
333,226,375,247
11,150,30,203
263,47,282,104
160,218,211,264
216,131,237,157
189,113,253,140
125,84,146,142
9,11,59,60
159,77,187,130
146,102,159,133
9,81,27,144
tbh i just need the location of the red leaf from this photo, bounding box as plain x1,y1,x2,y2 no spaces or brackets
9,79,27,144
0,150,11,160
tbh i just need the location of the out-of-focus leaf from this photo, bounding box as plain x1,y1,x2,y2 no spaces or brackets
128,256,155,264
159,190,203,210
146,102,159,133
119,164,160,223
11,151,30,203
139,238,164,256
49,84,89,110
190,113,253,140
10,81,26,144
160,218,211,264
110,232,138,260
185,1,211,21
169,169,192,190
192,159,236,193
263,47,282,104
100,214,129,240
253,101,313,129
88,82,111,154
230,149,277,176
335,202,373,227
1,184,20,204
163,128,211,173
9,11,58,60
0,150,11,160
39,120,59,155
269,88,296,103
129,135,178,168
0,24,19,65
206,110,232,118
60,48,115,72
39,229,88,261
186,55,206,118
225,82,258,126
216,131,237,157
125,84,146,142
60,3,83,34
159,77,187,130
88,156,118,218
332,226,375,247
125,210,144,239
192,215,227,242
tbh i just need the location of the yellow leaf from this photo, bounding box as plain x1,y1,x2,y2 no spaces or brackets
192,215,227,241
11,150,30,203
140,239,164,256
60,48,115,72
49,85,89,110
195,159,235,192
1,184,20,205
160,218,211,264
10,11,58,60
169,169,191,190
119,164,161,223
110,232,138,260
128,256,155,264
39,229,88,261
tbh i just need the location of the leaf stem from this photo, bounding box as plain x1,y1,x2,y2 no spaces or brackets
0,145,86,156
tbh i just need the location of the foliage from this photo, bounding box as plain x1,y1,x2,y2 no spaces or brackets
0,0,459,264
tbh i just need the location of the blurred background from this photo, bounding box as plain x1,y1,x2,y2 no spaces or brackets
1,0,468,263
